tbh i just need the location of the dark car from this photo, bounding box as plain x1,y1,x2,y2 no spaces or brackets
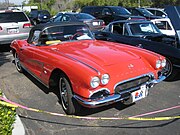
29,10,51,25
95,20,180,80
81,6,145,25
127,7,162,20
50,12,105,32
102,20,176,45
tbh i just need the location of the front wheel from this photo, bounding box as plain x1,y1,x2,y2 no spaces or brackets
14,52,23,73
59,74,81,114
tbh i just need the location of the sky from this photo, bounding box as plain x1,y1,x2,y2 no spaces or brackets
0,0,25,5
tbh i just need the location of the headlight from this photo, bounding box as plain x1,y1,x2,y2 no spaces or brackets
156,60,161,69
161,59,166,67
90,77,100,88
101,74,110,85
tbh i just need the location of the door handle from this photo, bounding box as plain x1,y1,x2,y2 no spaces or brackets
20,48,24,51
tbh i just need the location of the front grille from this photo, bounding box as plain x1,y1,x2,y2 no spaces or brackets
115,75,152,94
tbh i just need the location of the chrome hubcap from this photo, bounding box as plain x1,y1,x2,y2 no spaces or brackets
15,53,21,71
59,78,68,110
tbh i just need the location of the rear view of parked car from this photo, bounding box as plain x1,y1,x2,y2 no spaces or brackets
29,10,51,25
50,12,105,32
0,10,32,45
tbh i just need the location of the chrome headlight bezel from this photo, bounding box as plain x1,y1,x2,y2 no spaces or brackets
101,74,110,85
90,76,100,88
161,59,166,67
156,60,161,69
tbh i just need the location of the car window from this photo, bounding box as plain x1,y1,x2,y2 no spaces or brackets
156,10,165,16
54,14,63,22
0,12,28,23
112,23,124,35
154,21,172,30
111,7,131,15
138,8,154,16
31,30,41,45
132,9,141,16
102,8,112,15
61,15,71,22
148,10,155,15
129,23,161,35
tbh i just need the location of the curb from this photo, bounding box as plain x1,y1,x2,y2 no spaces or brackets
12,114,25,135
1,93,25,135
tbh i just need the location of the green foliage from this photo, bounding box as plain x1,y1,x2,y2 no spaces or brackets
0,91,16,135
151,0,179,7
73,0,153,9
23,0,179,15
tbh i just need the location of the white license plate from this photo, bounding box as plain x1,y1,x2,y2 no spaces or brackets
8,28,19,34
131,85,147,102
92,22,99,26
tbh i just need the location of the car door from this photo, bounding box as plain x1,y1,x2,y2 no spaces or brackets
21,30,46,78
18,43,34,73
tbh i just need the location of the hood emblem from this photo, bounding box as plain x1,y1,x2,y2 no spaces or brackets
128,64,134,69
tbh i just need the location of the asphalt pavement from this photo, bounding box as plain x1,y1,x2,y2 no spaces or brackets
0,45,180,135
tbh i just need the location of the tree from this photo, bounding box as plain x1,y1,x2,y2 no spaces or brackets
151,0,179,7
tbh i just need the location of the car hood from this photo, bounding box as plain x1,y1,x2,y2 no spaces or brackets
49,40,141,67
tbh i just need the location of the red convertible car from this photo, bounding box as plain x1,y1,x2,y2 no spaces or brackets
10,22,167,114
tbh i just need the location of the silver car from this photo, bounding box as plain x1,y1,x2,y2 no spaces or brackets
0,10,32,45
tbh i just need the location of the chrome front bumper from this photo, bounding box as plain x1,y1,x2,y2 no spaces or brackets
73,75,166,108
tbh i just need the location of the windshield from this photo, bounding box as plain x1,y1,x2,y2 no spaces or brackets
75,13,95,20
138,8,154,16
129,22,162,36
39,25,94,45
111,7,131,15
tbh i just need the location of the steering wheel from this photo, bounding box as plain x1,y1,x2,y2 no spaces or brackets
70,32,84,40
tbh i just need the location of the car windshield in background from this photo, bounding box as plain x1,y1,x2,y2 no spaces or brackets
155,21,172,30
138,8,154,16
0,12,28,23
39,25,94,45
74,13,95,20
129,23,161,36
111,7,131,15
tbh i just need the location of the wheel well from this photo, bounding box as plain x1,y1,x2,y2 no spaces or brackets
49,68,71,89
11,48,16,57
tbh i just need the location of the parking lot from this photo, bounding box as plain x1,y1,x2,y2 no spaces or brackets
0,45,179,135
